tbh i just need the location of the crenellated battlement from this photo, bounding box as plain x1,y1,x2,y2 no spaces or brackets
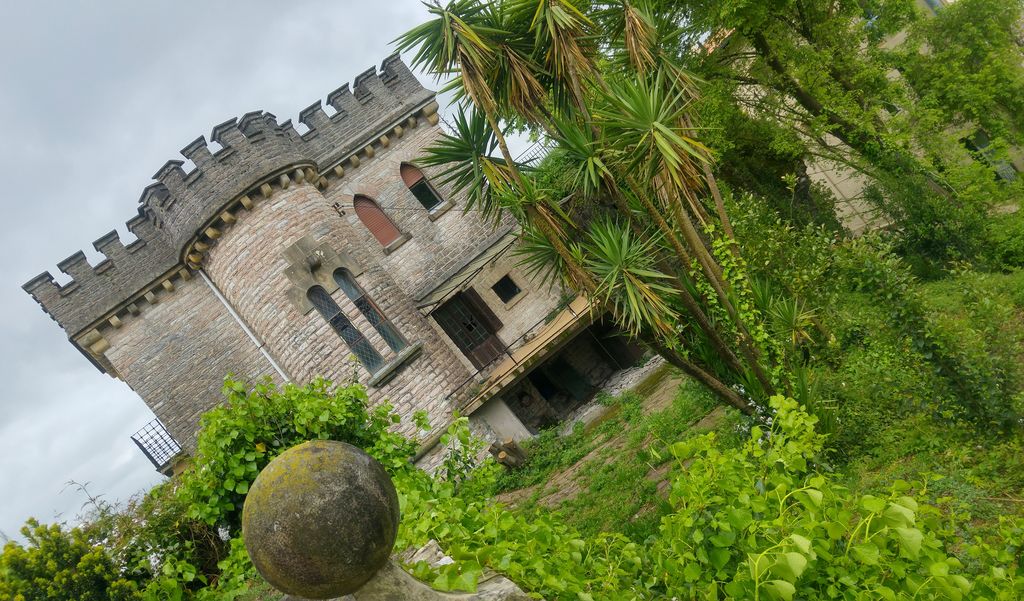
23,54,435,343
297,53,433,169
22,208,179,336
141,110,313,253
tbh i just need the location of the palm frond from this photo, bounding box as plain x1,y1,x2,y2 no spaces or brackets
416,106,510,222
583,218,678,336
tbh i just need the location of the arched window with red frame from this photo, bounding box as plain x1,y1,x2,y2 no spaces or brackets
354,195,401,246
400,163,444,211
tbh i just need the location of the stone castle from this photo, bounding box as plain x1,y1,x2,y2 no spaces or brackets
24,55,644,471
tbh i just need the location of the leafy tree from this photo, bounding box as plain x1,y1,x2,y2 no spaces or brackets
663,0,1011,261
897,0,1024,142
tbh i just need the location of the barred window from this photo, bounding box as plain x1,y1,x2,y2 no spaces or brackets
400,163,444,211
333,269,407,353
307,285,384,374
354,195,401,246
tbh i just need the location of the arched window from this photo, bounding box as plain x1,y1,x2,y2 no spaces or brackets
354,195,401,246
307,285,384,373
334,269,407,353
400,163,444,211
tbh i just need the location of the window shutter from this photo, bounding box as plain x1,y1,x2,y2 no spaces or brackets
462,287,502,332
354,195,401,246
400,163,424,187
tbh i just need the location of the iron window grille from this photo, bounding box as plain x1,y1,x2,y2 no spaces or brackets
333,269,407,353
308,285,385,373
131,418,182,471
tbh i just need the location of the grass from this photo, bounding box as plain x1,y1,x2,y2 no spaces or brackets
492,367,738,542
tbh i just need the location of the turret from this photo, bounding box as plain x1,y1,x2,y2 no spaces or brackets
23,55,434,347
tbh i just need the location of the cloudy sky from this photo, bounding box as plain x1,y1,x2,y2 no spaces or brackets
0,0,451,541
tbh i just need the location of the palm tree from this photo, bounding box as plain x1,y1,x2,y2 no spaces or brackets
398,0,779,414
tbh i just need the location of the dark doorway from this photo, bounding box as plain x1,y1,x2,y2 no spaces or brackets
433,289,505,369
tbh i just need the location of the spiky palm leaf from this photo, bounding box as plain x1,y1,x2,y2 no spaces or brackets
595,70,710,192
507,0,597,115
583,219,678,336
417,107,512,222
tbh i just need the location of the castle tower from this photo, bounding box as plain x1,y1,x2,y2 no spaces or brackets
22,56,514,454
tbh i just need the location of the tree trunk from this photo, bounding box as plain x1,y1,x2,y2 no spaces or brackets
643,334,755,415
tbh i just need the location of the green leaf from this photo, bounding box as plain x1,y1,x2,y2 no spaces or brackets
748,553,771,580
710,548,731,570
790,534,812,554
883,502,915,528
770,552,808,582
929,561,950,577
709,530,737,547
235,481,249,495
860,495,886,513
800,489,823,508
762,579,796,601
895,527,923,558
852,544,880,565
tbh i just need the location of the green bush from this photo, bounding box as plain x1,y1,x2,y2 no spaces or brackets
0,519,141,601
400,396,1024,599
177,377,418,530
987,210,1024,270
829,236,1021,430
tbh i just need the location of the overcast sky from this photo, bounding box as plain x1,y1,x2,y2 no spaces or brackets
0,0,453,542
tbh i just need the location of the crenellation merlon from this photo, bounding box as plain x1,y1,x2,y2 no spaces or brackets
56,251,95,282
154,160,188,196
181,137,216,169
326,83,357,116
299,101,331,132
301,54,433,169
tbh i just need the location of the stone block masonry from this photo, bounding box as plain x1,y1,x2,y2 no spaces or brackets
103,274,280,448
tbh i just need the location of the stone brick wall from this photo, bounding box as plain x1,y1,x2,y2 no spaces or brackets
463,253,564,348
203,179,474,437
102,275,279,448
421,251,567,376
321,123,517,303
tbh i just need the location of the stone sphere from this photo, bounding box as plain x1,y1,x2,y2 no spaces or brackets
241,440,400,599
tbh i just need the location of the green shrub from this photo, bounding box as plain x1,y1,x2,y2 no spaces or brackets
987,210,1024,270
177,377,418,530
400,396,1024,599
0,519,141,601
830,236,1021,430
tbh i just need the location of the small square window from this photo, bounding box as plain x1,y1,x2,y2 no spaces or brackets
491,275,521,303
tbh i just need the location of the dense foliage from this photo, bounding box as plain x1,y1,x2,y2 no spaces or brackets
398,397,1024,600
0,378,424,601
0,519,140,601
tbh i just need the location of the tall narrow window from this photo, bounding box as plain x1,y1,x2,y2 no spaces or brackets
334,269,407,353
354,195,401,246
307,285,384,373
400,163,444,211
